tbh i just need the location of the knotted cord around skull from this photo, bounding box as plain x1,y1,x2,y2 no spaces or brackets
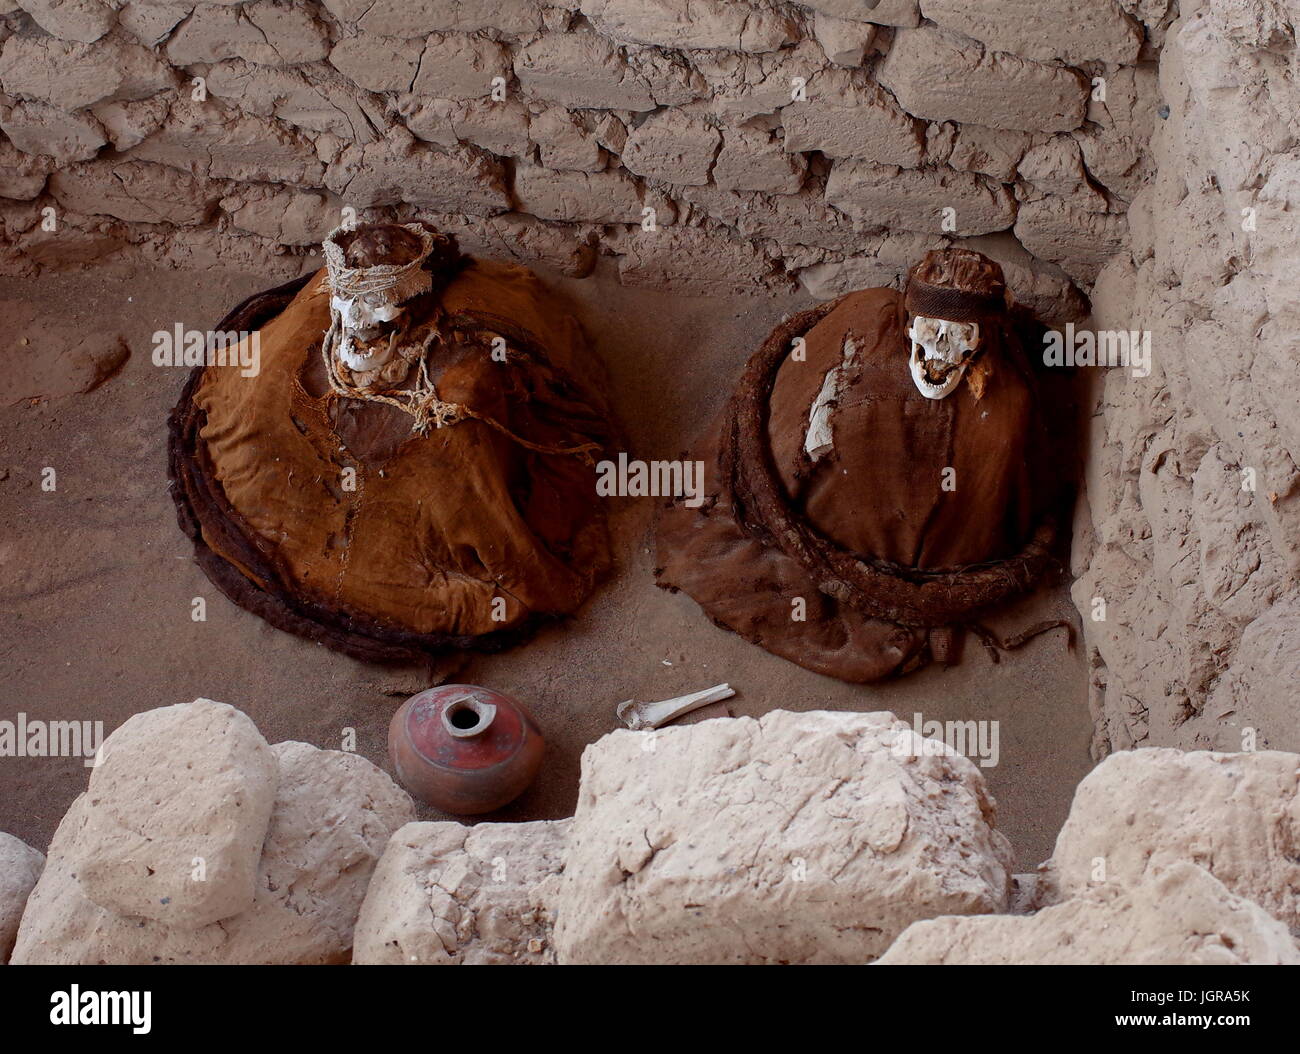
320,222,601,464
319,313,601,465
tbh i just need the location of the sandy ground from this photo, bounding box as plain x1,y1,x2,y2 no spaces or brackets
0,257,1093,869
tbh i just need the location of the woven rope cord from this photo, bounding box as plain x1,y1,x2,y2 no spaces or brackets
319,315,601,464
323,222,435,304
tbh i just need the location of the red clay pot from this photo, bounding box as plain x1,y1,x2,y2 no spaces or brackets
388,685,544,815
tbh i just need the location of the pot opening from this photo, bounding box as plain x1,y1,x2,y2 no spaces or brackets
443,696,497,738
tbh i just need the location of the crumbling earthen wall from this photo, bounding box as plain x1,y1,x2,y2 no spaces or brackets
1073,0,1300,758
0,0,1167,315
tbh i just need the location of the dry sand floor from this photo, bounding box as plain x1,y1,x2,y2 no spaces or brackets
0,258,1093,869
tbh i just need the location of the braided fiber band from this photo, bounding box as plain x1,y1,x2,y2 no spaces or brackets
719,297,1056,628
322,222,435,305
904,279,1006,323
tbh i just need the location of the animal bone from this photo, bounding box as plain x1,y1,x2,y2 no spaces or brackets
616,684,735,731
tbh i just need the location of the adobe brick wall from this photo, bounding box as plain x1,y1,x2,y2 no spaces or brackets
0,0,1169,318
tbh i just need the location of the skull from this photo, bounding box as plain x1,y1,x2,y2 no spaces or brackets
907,316,980,400
331,293,406,372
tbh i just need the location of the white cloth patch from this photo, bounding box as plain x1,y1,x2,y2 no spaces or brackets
804,337,856,461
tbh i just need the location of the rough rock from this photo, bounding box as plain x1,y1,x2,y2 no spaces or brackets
827,159,1017,236
1189,443,1286,624
796,227,1088,324
1041,748,1300,930
607,224,780,296
1070,5,1300,756
1206,600,1300,750
0,99,107,163
0,138,52,198
792,225,947,297
1019,136,1105,206
221,186,341,245
425,210,600,277
581,0,797,53
411,33,511,100
593,111,628,154
235,740,416,959
90,95,170,151
0,833,42,963
1076,64,1160,202
515,32,658,111
0,0,1148,352
353,820,569,964
2,312,131,402
530,106,603,171
0,34,173,111
802,0,920,27
879,862,1300,964
919,0,1143,65
879,25,1088,132
514,164,645,223
324,129,510,214
332,0,544,38
51,161,223,226
126,101,325,186
551,710,1014,964
677,182,868,252
798,254,905,300
958,230,1089,323
328,34,422,93
621,109,720,186
12,738,414,964
813,11,877,66
623,44,709,107
203,60,386,143
117,1,188,47
73,699,278,928
781,71,924,165
401,97,531,157
693,39,828,119
18,0,117,44
713,125,805,193
0,204,130,276
165,2,330,67
1014,196,1127,283
945,124,1031,182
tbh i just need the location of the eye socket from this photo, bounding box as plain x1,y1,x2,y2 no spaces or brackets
911,317,941,341
947,322,977,344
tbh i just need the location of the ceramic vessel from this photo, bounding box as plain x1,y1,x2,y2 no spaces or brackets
388,684,544,814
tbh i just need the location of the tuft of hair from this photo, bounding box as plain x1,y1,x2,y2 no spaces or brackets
908,248,1006,300
339,223,426,268
967,356,991,401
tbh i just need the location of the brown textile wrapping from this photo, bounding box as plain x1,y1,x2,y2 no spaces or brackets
169,260,617,664
655,287,1060,683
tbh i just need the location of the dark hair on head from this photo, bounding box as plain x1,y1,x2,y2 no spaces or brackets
338,223,427,268
907,248,1006,299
